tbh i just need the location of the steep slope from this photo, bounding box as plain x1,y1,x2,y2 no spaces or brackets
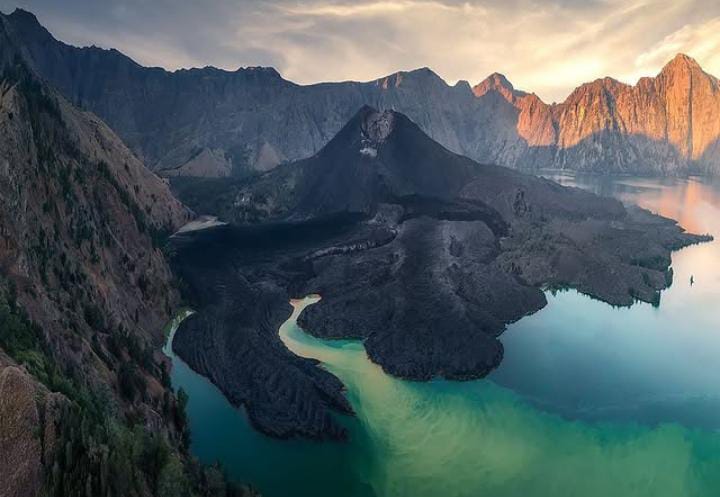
469,55,720,174
0,61,189,369
220,106,490,224
544,55,720,173
0,17,256,497
170,108,709,440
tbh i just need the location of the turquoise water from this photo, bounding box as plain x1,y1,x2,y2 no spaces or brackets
166,175,720,497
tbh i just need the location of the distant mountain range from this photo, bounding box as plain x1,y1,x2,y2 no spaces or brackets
3,8,720,177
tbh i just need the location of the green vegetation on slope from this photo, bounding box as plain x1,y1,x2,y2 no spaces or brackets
0,50,256,495
0,277,254,497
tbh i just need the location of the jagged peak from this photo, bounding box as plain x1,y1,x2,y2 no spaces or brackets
375,67,447,89
239,66,284,82
241,66,282,76
472,72,528,99
562,76,628,102
660,53,704,75
6,8,39,22
484,72,514,89
177,65,281,77
3,8,48,37
1,7,65,56
597,76,626,89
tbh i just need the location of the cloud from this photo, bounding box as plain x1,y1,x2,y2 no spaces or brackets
2,0,720,102
283,1,419,17
635,17,720,78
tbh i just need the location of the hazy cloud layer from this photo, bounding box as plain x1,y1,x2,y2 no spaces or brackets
2,0,720,102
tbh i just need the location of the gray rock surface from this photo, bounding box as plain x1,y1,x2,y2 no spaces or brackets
3,9,720,177
0,357,67,497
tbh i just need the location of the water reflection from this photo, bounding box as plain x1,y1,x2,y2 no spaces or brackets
544,172,718,235
495,173,720,428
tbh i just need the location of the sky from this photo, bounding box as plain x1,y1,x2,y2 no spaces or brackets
2,0,720,102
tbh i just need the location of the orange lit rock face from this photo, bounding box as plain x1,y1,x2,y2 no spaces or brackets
473,54,720,174
473,74,556,148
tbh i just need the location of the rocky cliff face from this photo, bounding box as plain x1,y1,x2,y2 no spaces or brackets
5,9,720,176
0,357,66,497
544,54,720,174
0,66,189,361
0,14,237,496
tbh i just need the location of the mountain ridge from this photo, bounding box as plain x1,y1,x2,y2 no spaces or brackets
4,9,720,177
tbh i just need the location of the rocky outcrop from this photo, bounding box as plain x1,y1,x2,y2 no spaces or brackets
4,9,720,176
439,54,720,174
170,108,710,440
0,358,66,497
